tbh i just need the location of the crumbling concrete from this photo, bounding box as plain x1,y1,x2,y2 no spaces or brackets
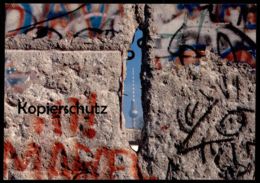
4,4,143,180
4,3,256,180
5,50,139,179
138,52,255,179
138,5,255,179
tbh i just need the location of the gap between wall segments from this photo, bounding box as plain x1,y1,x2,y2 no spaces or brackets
119,51,124,130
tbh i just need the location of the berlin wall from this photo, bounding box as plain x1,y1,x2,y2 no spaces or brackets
4,3,256,180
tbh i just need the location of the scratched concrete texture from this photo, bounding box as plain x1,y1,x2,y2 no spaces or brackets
4,4,144,180
137,4,256,180
151,4,256,68
5,50,139,179
5,4,137,53
4,3,256,180
138,53,256,179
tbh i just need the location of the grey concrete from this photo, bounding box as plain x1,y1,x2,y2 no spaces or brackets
4,3,256,180
138,51,256,179
4,50,139,180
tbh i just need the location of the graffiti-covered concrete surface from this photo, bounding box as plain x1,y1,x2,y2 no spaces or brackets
5,3,137,51
152,4,256,68
6,4,125,39
4,3,256,180
139,52,255,179
138,4,256,180
4,50,134,179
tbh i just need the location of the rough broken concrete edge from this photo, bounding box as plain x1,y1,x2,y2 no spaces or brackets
5,5,136,52
139,4,154,136
137,4,257,179
5,49,144,180
118,4,145,154
4,4,142,134
5,49,127,146
4,4,152,178
137,4,155,176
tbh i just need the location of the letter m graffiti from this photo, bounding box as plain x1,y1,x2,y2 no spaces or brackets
4,140,42,179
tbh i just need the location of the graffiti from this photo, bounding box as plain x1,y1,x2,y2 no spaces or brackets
215,107,254,137
154,4,256,68
29,93,98,138
175,99,231,164
4,141,42,179
4,139,157,180
66,93,97,138
48,99,62,136
5,4,124,39
174,74,255,179
4,140,133,179
218,75,242,101
213,142,254,179
33,116,45,135
4,89,157,179
5,59,37,93
166,158,179,180
175,4,256,27
127,28,144,61
216,23,256,67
